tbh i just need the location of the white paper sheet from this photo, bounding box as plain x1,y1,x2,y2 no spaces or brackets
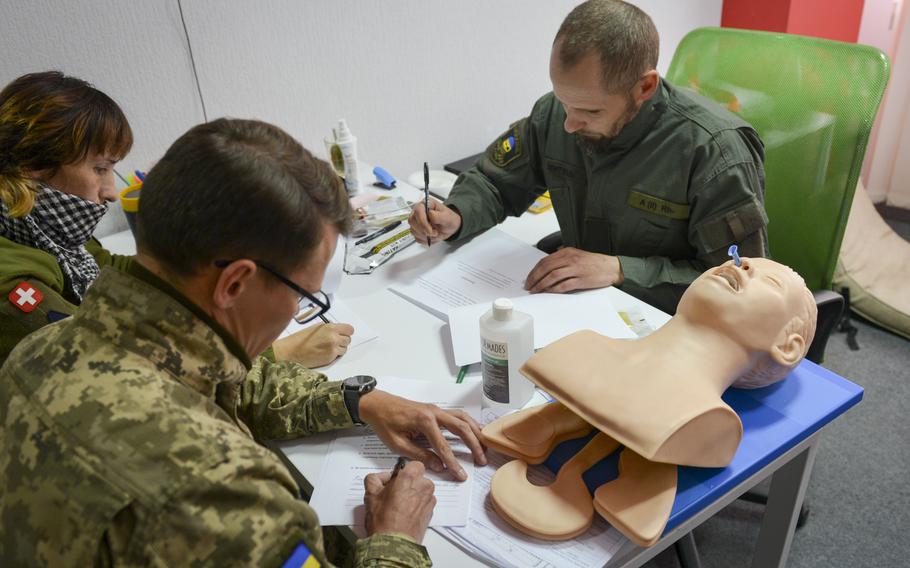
389,229,546,319
436,451,625,568
446,291,638,366
278,297,378,350
308,376,481,527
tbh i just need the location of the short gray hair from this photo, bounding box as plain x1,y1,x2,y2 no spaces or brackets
554,0,659,93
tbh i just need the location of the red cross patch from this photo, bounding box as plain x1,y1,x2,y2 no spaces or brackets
8,281,43,313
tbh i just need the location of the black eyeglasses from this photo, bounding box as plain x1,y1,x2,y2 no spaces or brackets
214,259,330,324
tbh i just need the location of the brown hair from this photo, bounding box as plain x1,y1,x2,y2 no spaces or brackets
554,0,660,93
0,71,133,217
136,118,352,277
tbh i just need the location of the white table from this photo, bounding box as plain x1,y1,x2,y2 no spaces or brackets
99,165,863,568
270,178,670,568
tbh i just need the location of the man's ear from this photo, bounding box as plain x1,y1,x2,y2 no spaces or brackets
212,260,258,310
770,332,806,367
633,70,660,105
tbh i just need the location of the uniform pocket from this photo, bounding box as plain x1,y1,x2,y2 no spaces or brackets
581,217,613,254
628,216,669,256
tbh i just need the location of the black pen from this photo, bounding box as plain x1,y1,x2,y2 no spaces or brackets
390,456,408,480
353,220,402,246
423,162,431,247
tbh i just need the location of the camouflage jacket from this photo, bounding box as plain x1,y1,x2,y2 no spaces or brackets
446,79,768,314
0,235,131,366
0,263,431,568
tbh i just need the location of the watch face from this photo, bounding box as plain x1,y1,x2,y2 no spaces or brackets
346,375,376,391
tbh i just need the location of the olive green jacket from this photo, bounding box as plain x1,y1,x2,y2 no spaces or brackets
446,79,768,313
0,236,132,366
0,263,430,567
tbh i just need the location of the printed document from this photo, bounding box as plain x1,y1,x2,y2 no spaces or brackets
308,376,481,527
388,229,546,319
447,292,637,366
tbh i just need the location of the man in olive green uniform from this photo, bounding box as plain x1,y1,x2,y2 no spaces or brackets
409,0,767,314
0,119,486,567
0,237,130,365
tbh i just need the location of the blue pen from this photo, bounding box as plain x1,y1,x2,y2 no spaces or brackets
134,169,146,181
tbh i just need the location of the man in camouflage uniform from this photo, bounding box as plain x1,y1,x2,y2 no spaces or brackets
0,119,485,567
409,0,768,314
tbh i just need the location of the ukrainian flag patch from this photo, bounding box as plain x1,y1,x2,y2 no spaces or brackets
487,123,523,167
281,542,321,568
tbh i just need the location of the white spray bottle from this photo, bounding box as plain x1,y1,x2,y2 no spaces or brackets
335,119,360,196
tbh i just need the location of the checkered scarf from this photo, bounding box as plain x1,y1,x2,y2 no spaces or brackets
0,185,108,301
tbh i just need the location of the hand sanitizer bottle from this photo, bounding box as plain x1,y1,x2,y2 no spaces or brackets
480,298,534,409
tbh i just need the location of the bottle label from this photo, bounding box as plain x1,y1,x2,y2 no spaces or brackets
481,338,509,403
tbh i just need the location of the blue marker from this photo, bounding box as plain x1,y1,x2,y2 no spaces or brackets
134,169,146,181
727,244,742,267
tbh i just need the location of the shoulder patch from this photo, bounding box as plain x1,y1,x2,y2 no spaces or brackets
627,190,690,220
486,124,523,168
281,542,321,568
8,281,44,313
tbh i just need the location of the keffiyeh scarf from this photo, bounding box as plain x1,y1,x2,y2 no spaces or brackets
0,185,108,301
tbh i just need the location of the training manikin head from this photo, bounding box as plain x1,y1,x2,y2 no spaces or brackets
678,257,817,389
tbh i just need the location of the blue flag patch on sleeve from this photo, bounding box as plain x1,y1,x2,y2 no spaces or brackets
281,542,320,568
486,123,523,167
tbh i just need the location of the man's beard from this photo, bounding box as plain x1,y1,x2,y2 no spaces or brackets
576,96,640,154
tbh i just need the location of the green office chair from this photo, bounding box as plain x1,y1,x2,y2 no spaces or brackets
663,27,889,568
665,27,889,362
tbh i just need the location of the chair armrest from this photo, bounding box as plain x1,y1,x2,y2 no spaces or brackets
806,289,845,364
536,231,564,254
443,152,485,176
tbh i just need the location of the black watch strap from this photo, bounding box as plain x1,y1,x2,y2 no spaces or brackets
343,387,364,425
342,375,376,425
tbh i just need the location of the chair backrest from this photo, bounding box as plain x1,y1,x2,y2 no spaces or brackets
666,27,889,290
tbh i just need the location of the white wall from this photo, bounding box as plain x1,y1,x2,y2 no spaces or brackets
857,0,904,197
0,0,722,235
864,0,910,207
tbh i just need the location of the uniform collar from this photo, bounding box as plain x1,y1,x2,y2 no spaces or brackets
76,265,251,400
594,78,668,151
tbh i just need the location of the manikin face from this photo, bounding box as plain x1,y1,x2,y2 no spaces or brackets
677,257,812,353
40,152,120,204
549,49,641,144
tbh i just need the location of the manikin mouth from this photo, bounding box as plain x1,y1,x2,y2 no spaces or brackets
714,266,741,291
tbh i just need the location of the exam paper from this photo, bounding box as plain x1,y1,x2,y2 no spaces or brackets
388,229,546,319
447,292,637,366
278,297,378,350
308,376,481,527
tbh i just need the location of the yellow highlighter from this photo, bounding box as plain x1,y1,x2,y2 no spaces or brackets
361,228,413,258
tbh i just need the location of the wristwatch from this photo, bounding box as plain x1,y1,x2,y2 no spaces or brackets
342,375,377,425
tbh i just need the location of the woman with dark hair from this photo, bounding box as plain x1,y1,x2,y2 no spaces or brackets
0,71,133,364
0,71,353,368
